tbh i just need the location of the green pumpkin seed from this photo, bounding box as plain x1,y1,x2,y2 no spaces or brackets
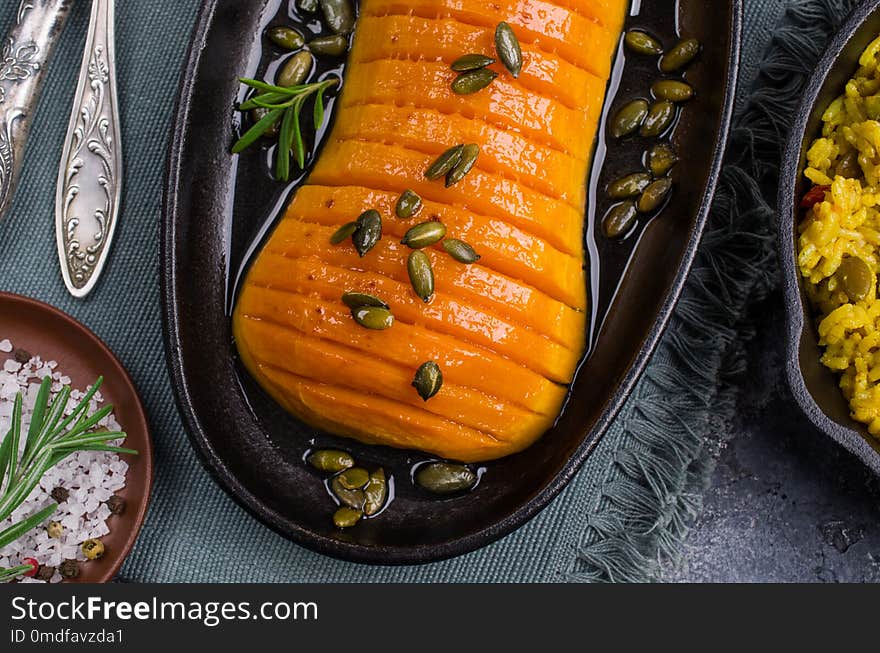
308,34,349,57
351,306,394,330
610,99,649,138
651,79,694,103
307,449,354,473
298,0,319,11
452,53,496,72
363,469,388,516
837,256,873,302
330,221,358,245
660,38,701,73
330,477,365,509
602,201,639,239
442,238,480,264
415,463,476,494
353,209,382,256
446,143,480,187
396,190,423,218
277,51,313,87
452,69,498,95
624,30,663,56
333,506,362,528
407,251,434,302
267,26,305,50
337,467,370,490
401,221,447,249
319,0,355,34
835,149,861,179
425,145,464,180
637,178,673,213
495,22,523,78
341,292,389,310
640,101,676,137
412,361,443,401
607,172,652,200
250,107,280,138
647,142,678,176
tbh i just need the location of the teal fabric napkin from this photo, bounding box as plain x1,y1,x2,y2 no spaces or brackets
0,0,847,581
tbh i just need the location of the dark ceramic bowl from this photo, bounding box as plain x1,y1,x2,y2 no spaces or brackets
780,0,880,474
163,0,742,563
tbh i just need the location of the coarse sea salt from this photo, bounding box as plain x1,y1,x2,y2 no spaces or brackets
0,343,128,583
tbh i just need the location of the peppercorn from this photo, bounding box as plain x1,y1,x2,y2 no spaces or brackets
12,348,31,364
21,558,38,577
81,538,105,561
47,521,63,539
36,566,55,582
50,486,69,503
106,495,126,515
59,560,79,579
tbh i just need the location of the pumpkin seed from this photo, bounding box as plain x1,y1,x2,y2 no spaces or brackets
647,142,678,176
337,467,370,490
415,463,476,494
640,101,676,137
412,361,443,401
835,149,861,179
442,238,480,264
637,178,673,213
341,292,389,310
351,306,394,330
250,107,280,138
610,99,649,138
446,143,480,187
352,209,382,257
308,34,348,57
298,0,319,11
396,189,423,218
602,201,639,239
277,51,313,87
330,221,358,244
307,449,354,473
651,79,694,103
837,256,873,302
407,251,434,302
401,221,447,249
330,477,365,509
452,53,496,72
451,68,498,95
363,469,388,516
624,30,663,56
495,22,523,78
319,0,355,34
333,506,362,528
607,172,652,200
660,38,701,72
267,26,305,50
425,145,464,180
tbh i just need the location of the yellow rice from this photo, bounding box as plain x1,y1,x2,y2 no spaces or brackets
799,35,880,437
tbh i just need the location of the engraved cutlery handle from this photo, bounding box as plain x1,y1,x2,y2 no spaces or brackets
56,0,121,298
0,0,74,220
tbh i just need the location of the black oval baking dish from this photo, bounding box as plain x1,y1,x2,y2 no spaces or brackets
780,0,880,474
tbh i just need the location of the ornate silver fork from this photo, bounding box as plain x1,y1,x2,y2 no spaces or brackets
55,0,121,298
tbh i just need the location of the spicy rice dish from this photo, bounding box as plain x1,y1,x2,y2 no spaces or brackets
799,35,880,437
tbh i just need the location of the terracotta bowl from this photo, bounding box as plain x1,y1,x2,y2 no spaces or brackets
0,292,153,582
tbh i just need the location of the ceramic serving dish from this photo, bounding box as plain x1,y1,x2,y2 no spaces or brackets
163,0,741,563
780,0,880,475
0,292,153,582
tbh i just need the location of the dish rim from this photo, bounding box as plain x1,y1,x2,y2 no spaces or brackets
161,0,743,564
0,291,154,582
779,0,880,475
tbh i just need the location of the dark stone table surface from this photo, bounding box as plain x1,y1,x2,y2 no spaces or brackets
663,293,880,582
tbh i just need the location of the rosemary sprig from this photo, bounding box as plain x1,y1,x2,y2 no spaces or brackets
233,77,339,181
0,376,137,583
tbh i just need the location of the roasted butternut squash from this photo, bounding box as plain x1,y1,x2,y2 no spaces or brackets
233,0,627,462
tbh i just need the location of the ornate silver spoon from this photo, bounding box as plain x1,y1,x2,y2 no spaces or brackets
55,0,121,298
